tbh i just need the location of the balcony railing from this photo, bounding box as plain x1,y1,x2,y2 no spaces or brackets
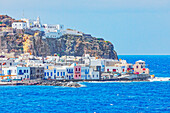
18,72,24,75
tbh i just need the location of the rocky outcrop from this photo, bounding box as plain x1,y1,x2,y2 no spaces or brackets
0,31,118,59
0,15,118,59
44,34,118,59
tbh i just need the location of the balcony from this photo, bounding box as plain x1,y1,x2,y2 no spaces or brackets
18,72,24,75
75,71,80,73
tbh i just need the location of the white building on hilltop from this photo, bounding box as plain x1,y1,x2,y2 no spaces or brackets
21,18,34,29
21,17,64,38
12,21,27,29
42,24,64,38
63,29,83,36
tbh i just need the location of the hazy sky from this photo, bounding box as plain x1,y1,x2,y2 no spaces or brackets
0,0,170,55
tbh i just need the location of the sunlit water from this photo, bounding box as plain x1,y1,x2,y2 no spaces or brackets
0,55,170,113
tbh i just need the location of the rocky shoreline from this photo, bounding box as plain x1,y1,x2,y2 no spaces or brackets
0,80,82,88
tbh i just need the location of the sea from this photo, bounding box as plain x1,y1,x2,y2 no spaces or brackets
0,55,170,113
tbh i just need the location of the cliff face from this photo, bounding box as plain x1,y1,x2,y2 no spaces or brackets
44,34,118,59
0,15,118,59
0,31,118,59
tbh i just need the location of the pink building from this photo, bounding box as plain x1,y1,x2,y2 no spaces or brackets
74,66,81,79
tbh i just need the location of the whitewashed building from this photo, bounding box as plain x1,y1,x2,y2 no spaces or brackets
12,21,27,29
42,24,64,38
2,66,30,80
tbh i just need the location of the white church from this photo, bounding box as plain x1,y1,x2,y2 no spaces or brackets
12,17,64,39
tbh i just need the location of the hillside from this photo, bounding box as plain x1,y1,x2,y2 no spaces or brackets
0,15,118,59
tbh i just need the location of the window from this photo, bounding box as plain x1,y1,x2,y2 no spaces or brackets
37,70,39,73
76,68,77,71
57,72,59,76
51,72,52,76
79,68,80,71
97,75,98,77
24,70,26,73
10,63,12,66
93,75,94,78
27,70,28,73
123,69,125,72
107,69,109,72
44,72,46,76
136,66,138,68
63,72,65,76
19,70,22,73
61,72,62,76
76,75,77,77
113,69,116,72
141,65,143,68
79,75,80,77
88,75,90,77
27,75,29,78
54,69,56,73
47,72,49,76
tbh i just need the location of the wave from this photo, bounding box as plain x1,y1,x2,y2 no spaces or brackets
148,77,170,82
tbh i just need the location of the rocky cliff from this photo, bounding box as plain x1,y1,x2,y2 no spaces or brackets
0,15,118,59
44,34,118,59
0,30,118,59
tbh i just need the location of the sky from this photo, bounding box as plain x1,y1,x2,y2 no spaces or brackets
0,0,170,55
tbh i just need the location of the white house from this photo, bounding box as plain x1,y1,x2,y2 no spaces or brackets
105,66,122,73
21,18,34,29
65,66,74,80
90,71,99,80
17,67,30,80
54,67,66,80
63,29,83,36
2,66,30,80
45,31,62,38
44,69,53,79
12,21,27,29
43,24,64,38
81,66,89,80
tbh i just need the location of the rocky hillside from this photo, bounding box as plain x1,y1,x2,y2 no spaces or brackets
0,15,118,59
45,34,117,59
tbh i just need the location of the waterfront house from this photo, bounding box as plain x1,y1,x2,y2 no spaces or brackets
30,66,44,79
44,69,53,79
74,65,81,79
1,67,17,80
88,68,99,80
55,67,66,80
65,66,74,80
81,66,89,80
17,67,30,80
133,60,149,74
105,66,122,73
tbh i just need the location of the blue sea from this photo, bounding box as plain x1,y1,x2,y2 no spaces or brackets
0,55,170,113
